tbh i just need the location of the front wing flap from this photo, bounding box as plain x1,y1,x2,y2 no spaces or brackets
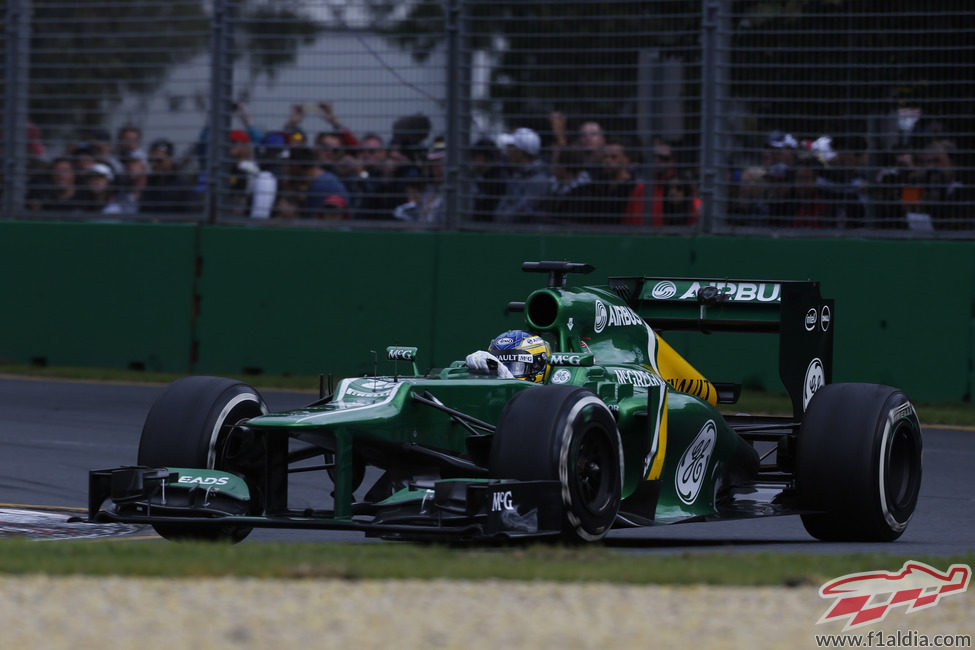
87,466,564,541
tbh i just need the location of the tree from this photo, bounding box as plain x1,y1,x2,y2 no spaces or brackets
12,0,323,139
22,1,210,135
374,0,973,166
379,0,701,139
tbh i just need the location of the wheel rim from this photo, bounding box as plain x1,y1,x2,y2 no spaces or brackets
217,417,264,474
573,425,615,515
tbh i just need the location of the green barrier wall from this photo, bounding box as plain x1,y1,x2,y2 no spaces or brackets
0,221,198,372
3,221,972,402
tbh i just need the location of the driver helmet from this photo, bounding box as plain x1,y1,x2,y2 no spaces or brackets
488,330,551,382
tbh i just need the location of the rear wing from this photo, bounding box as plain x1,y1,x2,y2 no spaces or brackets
608,276,833,420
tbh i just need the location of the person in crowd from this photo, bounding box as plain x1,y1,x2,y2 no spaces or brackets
494,127,551,223
274,145,349,220
233,102,264,146
763,131,798,177
386,113,433,217
727,166,771,226
597,137,645,225
873,145,919,229
104,156,148,215
25,121,47,163
381,130,430,220
249,131,287,219
917,138,970,230
74,162,117,213
391,170,426,221
549,112,606,178
468,137,507,222
283,101,360,171
352,133,402,220
578,120,607,172
415,136,446,223
639,138,680,226
319,101,361,150
226,129,261,217
27,156,81,213
314,131,346,174
541,146,595,221
816,135,874,229
660,170,700,226
762,130,799,227
141,138,197,214
114,125,146,165
790,157,829,228
67,141,99,175
81,128,117,173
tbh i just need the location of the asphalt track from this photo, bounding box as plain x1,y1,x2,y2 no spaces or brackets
1,375,972,554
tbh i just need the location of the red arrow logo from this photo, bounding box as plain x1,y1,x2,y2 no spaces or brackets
818,561,970,630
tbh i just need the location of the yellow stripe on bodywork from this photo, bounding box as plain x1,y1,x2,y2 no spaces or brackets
654,333,718,406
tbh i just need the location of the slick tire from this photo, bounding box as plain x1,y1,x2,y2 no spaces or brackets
797,383,922,542
490,385,623,542
138,376,268,543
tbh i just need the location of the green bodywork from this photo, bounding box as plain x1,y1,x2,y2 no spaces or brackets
245,281,751,524
166,468,251,502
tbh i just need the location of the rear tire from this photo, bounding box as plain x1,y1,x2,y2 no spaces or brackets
490,385,622,542
138,376,268,543
797,383,922,542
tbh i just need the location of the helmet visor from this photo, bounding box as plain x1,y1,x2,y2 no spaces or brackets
495,352,536,379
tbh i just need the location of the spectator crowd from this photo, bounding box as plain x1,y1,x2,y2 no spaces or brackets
728,126,971,232
13,104,970,231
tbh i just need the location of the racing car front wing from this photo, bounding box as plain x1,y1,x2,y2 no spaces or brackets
86,466,566,541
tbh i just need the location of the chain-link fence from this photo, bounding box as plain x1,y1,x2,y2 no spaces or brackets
2,0,972,236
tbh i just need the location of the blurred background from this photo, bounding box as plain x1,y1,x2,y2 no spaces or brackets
2,0,972,235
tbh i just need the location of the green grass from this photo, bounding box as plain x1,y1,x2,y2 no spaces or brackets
730,390,975,428
1,539,971,584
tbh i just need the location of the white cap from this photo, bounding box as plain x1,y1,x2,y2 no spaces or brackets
498,127,541,157
90,163,114,181
809,136,836,163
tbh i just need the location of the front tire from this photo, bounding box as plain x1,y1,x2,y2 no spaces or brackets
490,385,623,542
797,383,922,542
138,376,268,543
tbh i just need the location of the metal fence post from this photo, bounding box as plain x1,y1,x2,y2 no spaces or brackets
698,0,721,234
444,0,466,228
3,0,31,219
713,0,730,230
206,0,236,223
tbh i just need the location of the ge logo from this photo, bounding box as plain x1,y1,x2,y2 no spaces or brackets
675,420,716,505
682,439,710,485
551,369,572,384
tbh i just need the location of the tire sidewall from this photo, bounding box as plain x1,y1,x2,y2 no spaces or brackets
555,393,623,541
798,383,922,541
135,376,267,543
874,392,923,535
491,385,623,541
138,376,267,470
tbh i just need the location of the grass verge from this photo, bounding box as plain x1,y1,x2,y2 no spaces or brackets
0,539,972,584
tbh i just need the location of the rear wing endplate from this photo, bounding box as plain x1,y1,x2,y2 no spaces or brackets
608,276,834,420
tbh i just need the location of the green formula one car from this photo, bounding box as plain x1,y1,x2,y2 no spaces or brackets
87,261,922,543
